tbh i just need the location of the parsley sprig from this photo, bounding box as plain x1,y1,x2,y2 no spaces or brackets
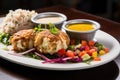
34,23,59,35
49,23,59,35
34,24,43,32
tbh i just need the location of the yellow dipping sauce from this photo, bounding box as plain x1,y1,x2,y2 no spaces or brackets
67,23,94,31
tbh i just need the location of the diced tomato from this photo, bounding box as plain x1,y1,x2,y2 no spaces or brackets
85,46,90,51
87,52,92,56
103,47,109,53
66,50,75,57
57,48,66,56
90,49,96,53
93,47,98,51
78,51,86,57
87,49,96,56
94,57,101,61
70,39,76,45
89,40,95,46
81,40,87,46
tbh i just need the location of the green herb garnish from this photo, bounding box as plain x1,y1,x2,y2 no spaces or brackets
34,24,43,32
27,53,41,59
68,45,75,51
0,33,10,45
34,23,59,34
95,42,103,51
49,23,59,35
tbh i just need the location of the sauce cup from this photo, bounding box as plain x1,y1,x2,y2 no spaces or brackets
62,19,100,41
31,12,67,29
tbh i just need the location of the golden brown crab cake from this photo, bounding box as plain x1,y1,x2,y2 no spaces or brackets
34,29,70,55
10,29,35,51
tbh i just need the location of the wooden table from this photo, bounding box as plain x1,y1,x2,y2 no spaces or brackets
0,5,120,80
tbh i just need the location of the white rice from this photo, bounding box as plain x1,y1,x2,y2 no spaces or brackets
1,9,37,34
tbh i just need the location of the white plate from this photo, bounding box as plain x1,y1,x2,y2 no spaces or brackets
0,17,120,70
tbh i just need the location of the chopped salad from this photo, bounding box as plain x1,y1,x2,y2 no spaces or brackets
9,39,109,64
0,24,109,64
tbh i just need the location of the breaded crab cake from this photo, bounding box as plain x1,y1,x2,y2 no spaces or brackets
10,29,35,51
34,29,70,55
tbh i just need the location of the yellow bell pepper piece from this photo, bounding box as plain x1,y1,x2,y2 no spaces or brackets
99,50,105,55
92,52,98,58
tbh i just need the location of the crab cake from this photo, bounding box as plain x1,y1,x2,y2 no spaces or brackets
10,29,35,51
34,29,70,55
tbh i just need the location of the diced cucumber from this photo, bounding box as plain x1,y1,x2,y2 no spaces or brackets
81,54,91,61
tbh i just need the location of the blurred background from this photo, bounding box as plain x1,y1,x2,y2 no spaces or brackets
0,0,120,23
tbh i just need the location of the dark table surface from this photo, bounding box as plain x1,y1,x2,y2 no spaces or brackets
0,5,120,80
